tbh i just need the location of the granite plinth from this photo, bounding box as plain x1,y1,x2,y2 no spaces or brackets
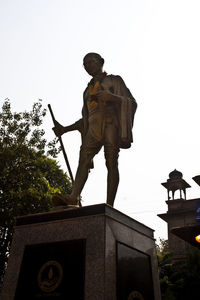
1,203,161,300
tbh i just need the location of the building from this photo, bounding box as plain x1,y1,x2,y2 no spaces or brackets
158,170,200,260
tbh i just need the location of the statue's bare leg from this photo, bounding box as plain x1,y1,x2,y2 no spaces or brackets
53,148,96,206
105,147,119,207
103,119,120,207
70,148,98,200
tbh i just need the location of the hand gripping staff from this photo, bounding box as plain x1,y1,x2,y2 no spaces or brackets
48,104,74,183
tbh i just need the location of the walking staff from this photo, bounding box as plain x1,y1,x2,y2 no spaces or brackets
48,104,74,183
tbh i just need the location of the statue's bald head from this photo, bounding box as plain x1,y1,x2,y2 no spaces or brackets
83,53,104,66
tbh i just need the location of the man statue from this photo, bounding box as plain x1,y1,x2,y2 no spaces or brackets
53,53,137,207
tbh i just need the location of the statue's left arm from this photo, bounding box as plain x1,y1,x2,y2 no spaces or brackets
110,75,137,148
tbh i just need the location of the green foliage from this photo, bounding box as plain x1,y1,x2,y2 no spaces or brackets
157,239,200,300
0,99,59,157
157,239,174,299
0,99,72,285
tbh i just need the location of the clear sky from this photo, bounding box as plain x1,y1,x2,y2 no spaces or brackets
1,0,200,241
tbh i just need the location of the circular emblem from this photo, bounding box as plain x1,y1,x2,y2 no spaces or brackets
37,260,63,293
128,290,144,300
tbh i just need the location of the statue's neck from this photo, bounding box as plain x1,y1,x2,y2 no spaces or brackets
91,72,107,85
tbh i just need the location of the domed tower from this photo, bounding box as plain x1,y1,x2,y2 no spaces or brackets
161,169,191,200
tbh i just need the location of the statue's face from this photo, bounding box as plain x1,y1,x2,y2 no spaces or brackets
83,55,103,76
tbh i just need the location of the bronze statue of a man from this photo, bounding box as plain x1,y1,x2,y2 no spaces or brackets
53,53,137,207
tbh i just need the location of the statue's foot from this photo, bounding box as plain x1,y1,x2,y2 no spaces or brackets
63,194,79,206
52,193,79,207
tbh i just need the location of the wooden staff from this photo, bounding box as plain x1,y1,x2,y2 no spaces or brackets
48,104,74,183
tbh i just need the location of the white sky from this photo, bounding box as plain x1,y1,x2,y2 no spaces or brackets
1,0,200,241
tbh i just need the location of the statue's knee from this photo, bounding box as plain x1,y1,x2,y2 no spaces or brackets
105,151,119,169
79,151,93,169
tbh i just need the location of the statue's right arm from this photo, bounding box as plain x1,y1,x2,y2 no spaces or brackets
53,119,83,137
64,119,83,133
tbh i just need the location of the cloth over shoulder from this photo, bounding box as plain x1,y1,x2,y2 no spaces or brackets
108,75,137,149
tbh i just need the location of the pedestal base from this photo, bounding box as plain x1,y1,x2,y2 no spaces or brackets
1,204,161,300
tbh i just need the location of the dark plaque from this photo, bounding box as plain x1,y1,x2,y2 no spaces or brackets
14,239,85,300
196,200,200,223
117,242,154,300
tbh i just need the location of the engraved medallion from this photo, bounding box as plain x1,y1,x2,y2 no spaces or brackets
37,260,63,293
127,290,144,300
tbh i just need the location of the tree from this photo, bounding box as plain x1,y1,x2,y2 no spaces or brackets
157,239,200,300
157,239,175,300
0,99,72,285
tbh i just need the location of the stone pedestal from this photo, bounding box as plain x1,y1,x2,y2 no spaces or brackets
1,204,161,300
